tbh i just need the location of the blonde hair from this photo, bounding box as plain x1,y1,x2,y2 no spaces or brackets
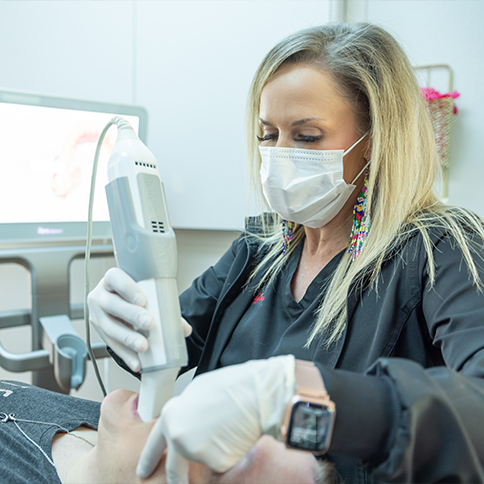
245,23,484,347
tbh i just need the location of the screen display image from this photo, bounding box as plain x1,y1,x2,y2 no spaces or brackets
288,401,331,452
0,91,147,244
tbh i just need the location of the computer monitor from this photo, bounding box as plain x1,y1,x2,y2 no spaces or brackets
0,90,148,245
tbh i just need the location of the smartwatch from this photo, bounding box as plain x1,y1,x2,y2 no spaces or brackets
281,359,336,455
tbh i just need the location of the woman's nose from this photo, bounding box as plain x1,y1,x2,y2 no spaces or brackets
275,134,294,148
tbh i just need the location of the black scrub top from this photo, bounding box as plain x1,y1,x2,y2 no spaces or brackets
220,243,344,367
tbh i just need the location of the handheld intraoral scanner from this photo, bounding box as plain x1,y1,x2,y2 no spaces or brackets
104,116,188,421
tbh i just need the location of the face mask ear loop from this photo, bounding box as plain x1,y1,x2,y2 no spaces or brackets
350,159,371,185
343,131,370,156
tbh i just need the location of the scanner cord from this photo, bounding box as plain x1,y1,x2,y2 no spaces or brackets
84,118,117,398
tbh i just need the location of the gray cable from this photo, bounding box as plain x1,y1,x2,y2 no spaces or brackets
84,119,116,398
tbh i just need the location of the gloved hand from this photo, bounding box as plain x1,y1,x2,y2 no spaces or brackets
136,355,296,484
88,267,192,372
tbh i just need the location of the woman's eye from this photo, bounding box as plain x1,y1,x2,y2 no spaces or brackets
295,135,323,143
257,134,277,142
256,134,323,143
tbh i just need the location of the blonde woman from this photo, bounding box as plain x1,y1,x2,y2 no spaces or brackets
89,23,484,483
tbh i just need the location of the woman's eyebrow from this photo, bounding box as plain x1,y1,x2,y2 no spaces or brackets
258,117,325,127
259,118,273,126
291,117,325,126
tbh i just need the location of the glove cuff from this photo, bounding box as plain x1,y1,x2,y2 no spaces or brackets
257,354,296,438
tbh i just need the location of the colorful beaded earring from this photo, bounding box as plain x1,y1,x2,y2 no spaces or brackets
348,170,371,259
282,220,295,255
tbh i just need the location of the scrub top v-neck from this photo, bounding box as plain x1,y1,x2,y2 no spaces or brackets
219,242,344,367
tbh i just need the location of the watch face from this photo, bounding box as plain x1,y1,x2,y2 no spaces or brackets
287,401,333,452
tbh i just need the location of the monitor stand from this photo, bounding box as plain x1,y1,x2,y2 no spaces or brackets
0,244,112,393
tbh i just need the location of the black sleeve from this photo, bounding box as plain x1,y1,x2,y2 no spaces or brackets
367,358,484,482
318,233,484,483
180,234,245,370
422,232,484,379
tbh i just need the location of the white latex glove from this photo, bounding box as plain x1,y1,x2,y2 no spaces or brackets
136,355,296,484
88,267,192,372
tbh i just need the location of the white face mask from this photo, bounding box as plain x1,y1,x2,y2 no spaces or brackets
259,134,369,228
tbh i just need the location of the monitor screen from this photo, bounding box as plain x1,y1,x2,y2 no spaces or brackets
0,90,147,245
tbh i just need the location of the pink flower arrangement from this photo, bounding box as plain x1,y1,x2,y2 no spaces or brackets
420,87,460,114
